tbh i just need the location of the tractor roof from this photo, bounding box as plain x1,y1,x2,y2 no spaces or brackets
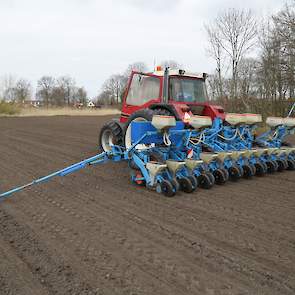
151,69,206,79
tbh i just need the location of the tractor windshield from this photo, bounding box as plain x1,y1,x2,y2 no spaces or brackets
169,77,208,103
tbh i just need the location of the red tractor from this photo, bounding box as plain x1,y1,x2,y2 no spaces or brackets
99,67,225,152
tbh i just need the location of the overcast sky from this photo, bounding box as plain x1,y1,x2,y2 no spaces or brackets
0,0,285,98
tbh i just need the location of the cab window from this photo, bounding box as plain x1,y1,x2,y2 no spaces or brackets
126,74,160,106
169,77,207,102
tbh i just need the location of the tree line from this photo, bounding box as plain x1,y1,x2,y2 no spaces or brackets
205,1,295,117
0,75,87,107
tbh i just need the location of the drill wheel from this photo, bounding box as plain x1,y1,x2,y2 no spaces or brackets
213,169,227,185
198,173,214,189
207,172,215,186
254,162,265,176
188,175,198,192
242,164,254,179
266,161,276,174
171,178,180,192
178,177,194,193
228,166,242,182
276,159,286,172
287,159,295,171
160,180,176,197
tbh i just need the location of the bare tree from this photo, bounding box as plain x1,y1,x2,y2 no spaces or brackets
0,75,17,101
14,79,32,103
273,2,295,51
57,76,76,106
206,9,258,98
204,26,225,97
101,74,125,104
96,89,113,105
74,87,88,105
37,76,56,107
272,2,295,99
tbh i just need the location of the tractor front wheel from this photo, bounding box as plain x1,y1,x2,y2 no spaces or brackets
98,120,123,152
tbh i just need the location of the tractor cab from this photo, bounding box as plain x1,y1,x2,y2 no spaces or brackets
120,68,225,123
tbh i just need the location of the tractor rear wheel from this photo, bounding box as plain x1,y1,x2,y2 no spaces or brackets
98,120,123,152
124,109,155,149
123,108,173,149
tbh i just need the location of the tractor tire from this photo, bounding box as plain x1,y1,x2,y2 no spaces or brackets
152,108,173,116
254,162,265,176
123,108,175,149
98,120,123,152
123,109,155,149
213,169,227,185
178,177,194,193
160,180,176,197
228,166,241,182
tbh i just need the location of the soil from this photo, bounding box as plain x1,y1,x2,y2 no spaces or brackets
0,116,294,295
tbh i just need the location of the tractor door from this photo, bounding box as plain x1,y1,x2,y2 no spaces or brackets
120,72,162,123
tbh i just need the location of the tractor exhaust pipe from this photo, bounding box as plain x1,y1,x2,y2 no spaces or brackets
163,67,169,104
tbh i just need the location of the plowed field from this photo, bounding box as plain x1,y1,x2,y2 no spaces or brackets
0,116,294,295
